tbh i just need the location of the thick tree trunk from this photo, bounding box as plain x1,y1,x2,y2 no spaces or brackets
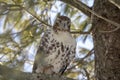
92,0,120,80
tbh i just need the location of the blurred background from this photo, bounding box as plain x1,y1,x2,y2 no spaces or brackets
0,0,94,80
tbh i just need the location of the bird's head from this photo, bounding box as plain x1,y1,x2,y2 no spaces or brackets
53,16,71,32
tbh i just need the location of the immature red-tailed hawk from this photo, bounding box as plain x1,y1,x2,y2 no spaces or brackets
33,16,76,75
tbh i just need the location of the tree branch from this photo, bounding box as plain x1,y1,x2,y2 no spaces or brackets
67,48,94,71
0,65,74,80
70,31,90,34
83,68,90,80
61,0,120,33
109,0,120,9
60,0,91,17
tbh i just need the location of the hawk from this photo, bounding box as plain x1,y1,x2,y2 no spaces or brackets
33,16,76,75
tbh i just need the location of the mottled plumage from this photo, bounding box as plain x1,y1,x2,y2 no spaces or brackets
33,16,76,74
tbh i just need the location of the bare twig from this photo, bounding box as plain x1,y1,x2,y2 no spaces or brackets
21,7,52,28
70,31,90,34
67,48,94,71
60,0,91,17
74,48,94,62
83,68,90,80
109,0,120,9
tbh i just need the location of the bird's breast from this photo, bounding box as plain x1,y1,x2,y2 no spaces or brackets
49,31,76,47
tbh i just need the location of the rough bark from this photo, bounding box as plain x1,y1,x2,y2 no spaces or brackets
92,0,120,80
